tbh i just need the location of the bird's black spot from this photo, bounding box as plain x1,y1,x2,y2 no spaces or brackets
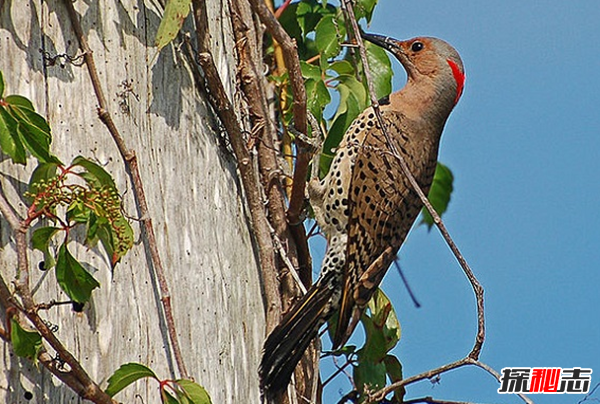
411,41,424,52
24,391,33,400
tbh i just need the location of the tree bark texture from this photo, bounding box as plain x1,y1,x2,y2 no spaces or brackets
0,1,265,402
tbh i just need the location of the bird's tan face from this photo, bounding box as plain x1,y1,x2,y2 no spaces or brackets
395,37,443,77
361,33,465,105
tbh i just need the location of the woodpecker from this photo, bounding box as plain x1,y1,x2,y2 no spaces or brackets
260,32,465,396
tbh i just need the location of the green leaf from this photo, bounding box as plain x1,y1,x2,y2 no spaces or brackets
278,2,302,41
5,95,35,111
314,15,341,60
328,60,355,76
176,379,212,404
353,351,386,397
365,42,392,101
421,162,454,229
55,243,100,304
10,317,43,362
304,78,331,122
155,0,191,52
384,355,406,403
334,75,368,117
16,122,55,164
31,226,61,270
66,199,91,224
111,215,134,260
105,363,158,397
300,61,322,81
71,155,116,189
367,289,401,352
296,0,329,36
356,289,401,372
97,224,116,267
354,0,378,23
85,212,104,246
162,389,180,404
359,310,388,362
0,106,26,164
0,70,4,98
5,98,60,164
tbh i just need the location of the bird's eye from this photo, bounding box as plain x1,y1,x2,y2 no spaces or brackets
411,41,424,52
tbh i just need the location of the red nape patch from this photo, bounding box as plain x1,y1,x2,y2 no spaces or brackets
447,59,465,104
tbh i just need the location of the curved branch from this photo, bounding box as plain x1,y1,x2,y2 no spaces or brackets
340,0,485,359
367,358,534,404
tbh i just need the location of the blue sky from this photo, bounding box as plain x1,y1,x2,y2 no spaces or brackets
308,1,600,403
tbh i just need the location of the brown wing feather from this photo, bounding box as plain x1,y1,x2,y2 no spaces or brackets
333,110,439,347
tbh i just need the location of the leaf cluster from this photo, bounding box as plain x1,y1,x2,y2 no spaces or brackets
1,70,134,368
27,157,134,303
275,0,391,176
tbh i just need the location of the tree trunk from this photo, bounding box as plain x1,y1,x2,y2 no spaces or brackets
0,0,265,402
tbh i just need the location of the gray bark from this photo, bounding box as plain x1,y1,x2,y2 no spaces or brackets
0,0,264,402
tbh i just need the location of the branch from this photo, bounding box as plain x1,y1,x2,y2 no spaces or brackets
0,197,116,403
367,358,533,404
0,276,110,401
336,3,528,404
340,0,485,359
246,0,311,278
229,0,307,297
61,0,188,379
190,0,283,330
0,187,23,230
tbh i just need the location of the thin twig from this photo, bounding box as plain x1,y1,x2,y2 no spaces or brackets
393,260,421,308
61,0,188,379
340,0,485,360
0,188,23,230
336,3,522,404
246,0,311,280
272,230,307,295
471,361,534,404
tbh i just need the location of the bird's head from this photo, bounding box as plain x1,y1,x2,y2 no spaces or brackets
361,33,465,106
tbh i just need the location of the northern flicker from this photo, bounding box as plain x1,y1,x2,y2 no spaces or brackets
260,32,465,395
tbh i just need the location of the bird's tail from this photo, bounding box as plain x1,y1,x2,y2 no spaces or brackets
259,279,335,397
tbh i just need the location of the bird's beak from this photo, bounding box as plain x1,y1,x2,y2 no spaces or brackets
360,32,404,55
